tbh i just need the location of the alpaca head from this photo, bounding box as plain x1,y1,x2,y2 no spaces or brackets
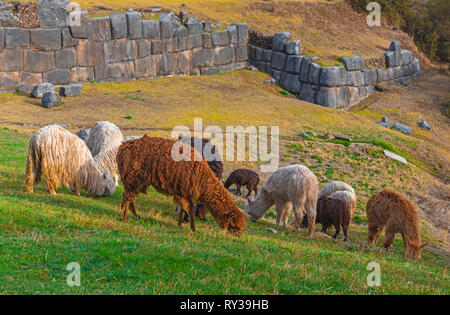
245,197,259,222
226,209,246,236
405,242,428,259
101,169,116,197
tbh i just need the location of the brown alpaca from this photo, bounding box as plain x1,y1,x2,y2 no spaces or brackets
116,136,246,235
366,189,428,259
314,197,352,241
224,169,260,197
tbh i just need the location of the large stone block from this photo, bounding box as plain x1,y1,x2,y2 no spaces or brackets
298,83,316,103
5,27,29,48
77,40,104,66
399,50,413,66
308,63,321,85
232,23,248,44
55,48,76,68
38,0,69,29
187,22,203,35
107,61,135,79
177,50,192,74
354,71,364,85
153,54,164,76
254,47,263,61
377,68,388,83
192,48,212,67
285,40,300,55
212,30,229,46
126,12,143,39
393,123,412,136
315,87,337,108
299,57,311,82
175,25,188,38
71,67,94,82
341,56,364,71
336,86,350,108
202,33,212,49
134,56,156,77
142,20,160,39
389,40,401,53
162,53,177,74
227,25,238,44
91,17,111,41
186,34,203,49
346,71,356,86
31,82,54,98
20,72,42,87
385,51,397,68
164,38,177,53
212,46,235,65
44,69,72,84
29,29,61,50
69,13,92,38
234,44,248,62
41,91,61,108
93,64,108,81
103,39,136,63
110,14,128,39
152,40,163,54
272,32,290,52
0,28,4,52
271,69,281,82
271,51,287,70
280,72,301,94
137,39,151,58
285,55,302,74
61,28,75,47
160,21,175,39
319,66,345,87
262,49,272,62
0,71,19,91
60,84,82,97
24,50,54,73
0,49,23,71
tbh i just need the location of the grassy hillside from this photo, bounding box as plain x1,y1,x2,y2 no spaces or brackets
0,128,448,294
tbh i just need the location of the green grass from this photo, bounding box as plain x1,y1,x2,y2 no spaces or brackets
0,129,448,294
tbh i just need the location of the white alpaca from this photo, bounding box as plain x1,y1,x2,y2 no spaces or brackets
87,121,124,187
245,165,319,235
25,125,116,197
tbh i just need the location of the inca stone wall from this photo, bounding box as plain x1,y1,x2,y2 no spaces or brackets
248,33,422,108
0,11,249,91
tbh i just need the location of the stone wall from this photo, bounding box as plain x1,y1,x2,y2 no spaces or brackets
0,12,248,91
248,33,422,108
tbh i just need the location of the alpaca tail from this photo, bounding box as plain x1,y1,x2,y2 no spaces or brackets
25,140,41,193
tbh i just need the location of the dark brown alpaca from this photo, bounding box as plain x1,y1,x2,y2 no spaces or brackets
366,189,428,259
178,136,223,220
224,169,260,197
301,196,352,240
117,136,245,235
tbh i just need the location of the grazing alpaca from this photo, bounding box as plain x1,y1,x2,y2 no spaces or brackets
224,169,260,197
318,181,356,200
366,189,428,259
87,121,124,187
117,136,246,235
314,196,352,240
177,136,224,220
245,165,318,236
25,125,116,197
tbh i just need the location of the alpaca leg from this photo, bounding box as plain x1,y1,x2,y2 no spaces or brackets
129,200,140,219
25,163,35,193
187,205,196,232
121,191,137,221
368,225,383,247
382,228,396,251
333,224,341,239
343,223,349,241
245,185,252,198
291,204,305,232
177,206,185,228
305,197,317,236
236,184,241,196
281,206,290,229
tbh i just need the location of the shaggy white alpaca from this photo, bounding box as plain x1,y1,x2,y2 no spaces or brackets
245,164,319,235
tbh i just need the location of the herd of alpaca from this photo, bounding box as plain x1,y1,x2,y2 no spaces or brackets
24,122,428,259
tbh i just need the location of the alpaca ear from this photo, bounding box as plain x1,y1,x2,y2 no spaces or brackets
103,169,111,179
420,243,428,249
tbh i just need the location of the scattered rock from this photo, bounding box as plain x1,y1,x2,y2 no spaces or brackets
375,84,388,92
265,78,276,84
393,123,412,136
300,131,317,138
381,116,388,123
299,131,309,138
60,84,82,97
321,132,334,140
77,129,90,141
419,120,431,130
334,134,352,141
267,228,277,234
151,8,162,12
38,0,70,29
383,150,407,165
245,65,258,72
41,91,61,108
31,82,54,98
